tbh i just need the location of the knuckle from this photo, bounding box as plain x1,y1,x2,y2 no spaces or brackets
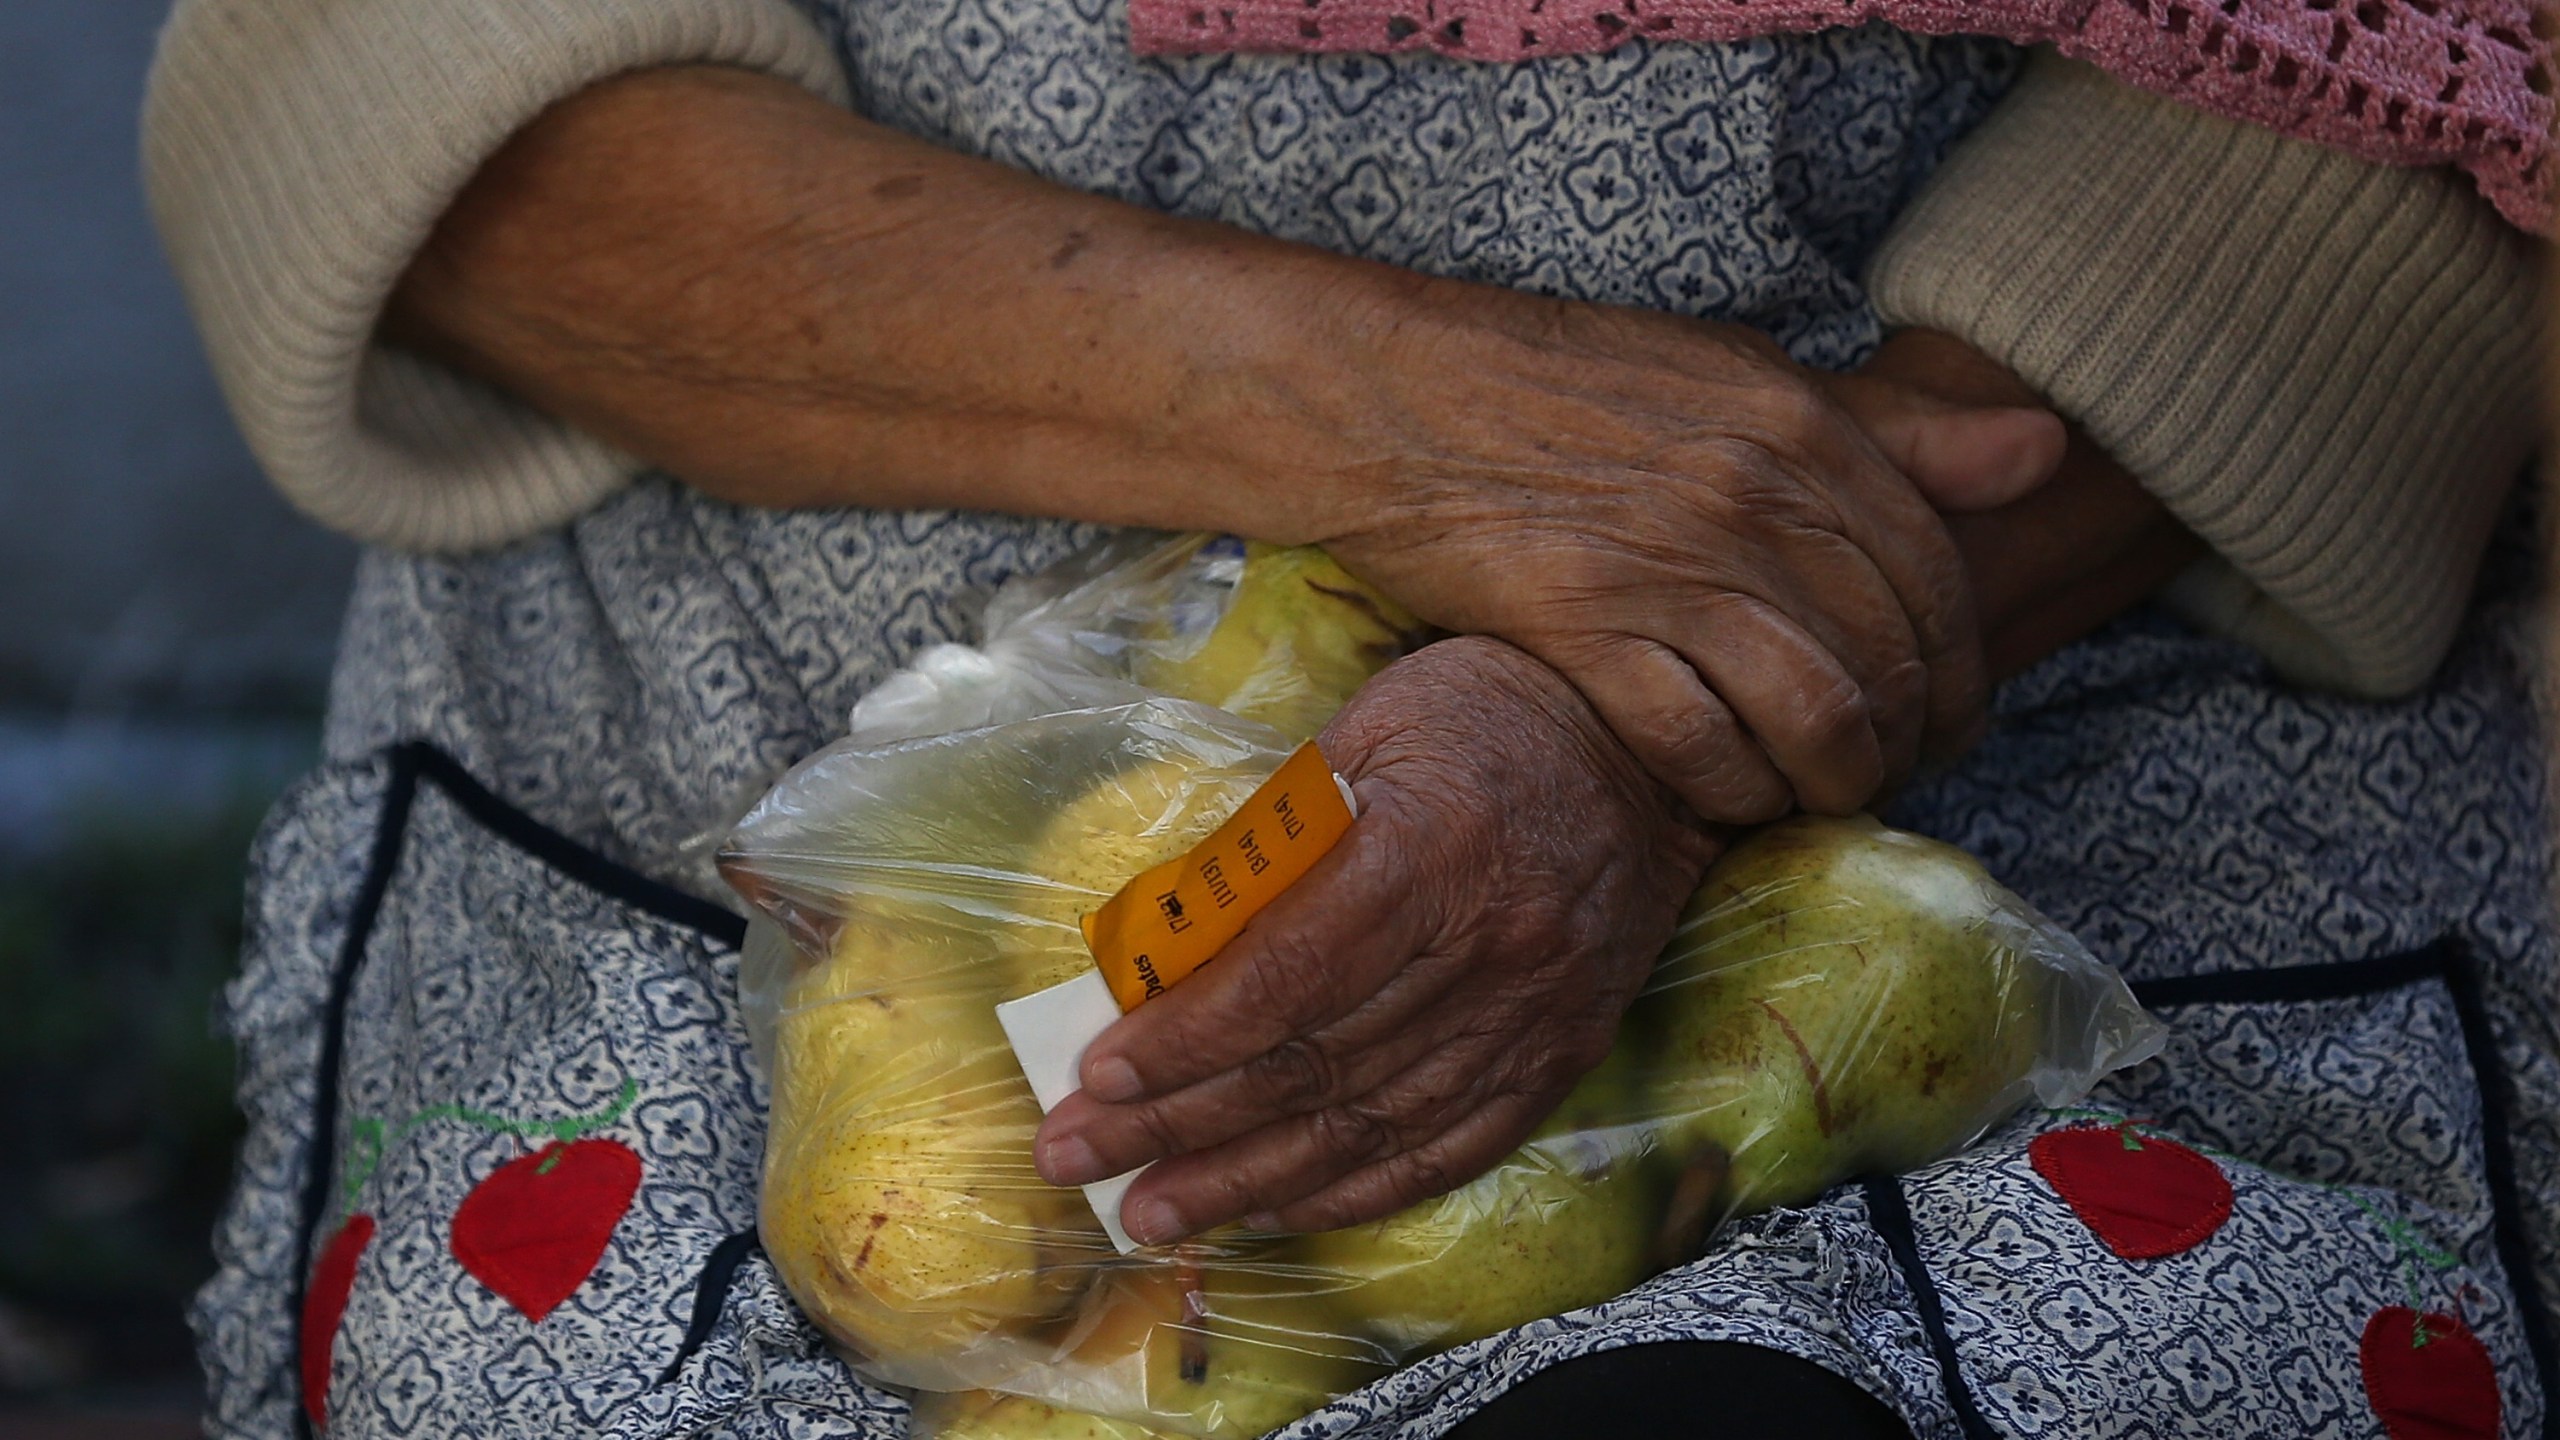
1128,1100,1195,1159
1311,1100,1401,1170
1891,533,1977,650
1701,430,1829,520
1871,658,1930,740
1786,666,1874,757
1682,748,1793,827
1245,1036,1340,1113
1752,379,1835,446
1506,887,1581,947
1874,656,1929,710
1233,932,1339,1036
1724,767,1799,825
1686,437,1793,511
1386,1147,1459,1210
1637,687,1731,774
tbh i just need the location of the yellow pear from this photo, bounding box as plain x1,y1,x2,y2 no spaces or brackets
763,740,1285,1377
910,1391,1184,1440
1033,1259,1386,1439
999,752,1271,997
1633,814,2049,1238
1290,1046,1658,1353
763,919,1109,1380
769,908,1011,1121
760,1067,1112,1380
1133,543,1422,743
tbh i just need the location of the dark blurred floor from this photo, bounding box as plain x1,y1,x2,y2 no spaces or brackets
0,1398,204,1440
2,2,358,1435
0,757,283,1433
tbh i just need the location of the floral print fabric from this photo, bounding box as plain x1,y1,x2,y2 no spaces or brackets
192,6,2555,1437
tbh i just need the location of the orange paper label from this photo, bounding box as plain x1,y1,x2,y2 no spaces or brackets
1081,742,1356,1011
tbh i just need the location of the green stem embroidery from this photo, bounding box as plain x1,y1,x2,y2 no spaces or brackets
338,1078,639,1217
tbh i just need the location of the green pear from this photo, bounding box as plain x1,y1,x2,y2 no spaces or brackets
1289,1046,1659,1353
1132,542,1423,743
1633,814,2049,1240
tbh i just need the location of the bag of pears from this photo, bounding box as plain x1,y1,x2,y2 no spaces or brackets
719,533,2165,1440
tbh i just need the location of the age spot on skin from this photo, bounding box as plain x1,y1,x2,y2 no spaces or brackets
1050,230,1093,269
872,174,926,200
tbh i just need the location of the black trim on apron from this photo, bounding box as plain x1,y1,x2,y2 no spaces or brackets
289,747,2558,1438
292,741,750,1437
1871,939,2557,1440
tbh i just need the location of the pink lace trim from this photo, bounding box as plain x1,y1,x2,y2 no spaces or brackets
1128,0,2554,232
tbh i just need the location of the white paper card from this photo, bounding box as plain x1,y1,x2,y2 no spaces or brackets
996,967,1145,1253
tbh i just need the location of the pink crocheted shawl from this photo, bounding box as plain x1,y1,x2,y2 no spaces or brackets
1128,0,2554,232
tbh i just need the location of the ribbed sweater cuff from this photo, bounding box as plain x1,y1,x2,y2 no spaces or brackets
1870,53,2543,698
144,0,849,553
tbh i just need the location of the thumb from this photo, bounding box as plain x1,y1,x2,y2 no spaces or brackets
1827,374,2067,512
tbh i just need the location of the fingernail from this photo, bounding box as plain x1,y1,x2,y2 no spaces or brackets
1994,406,2067,480
1123,1195,1186,1247
1244,1211,1282,1233
1084,1055,1143,1104
1038,1133,1107,1187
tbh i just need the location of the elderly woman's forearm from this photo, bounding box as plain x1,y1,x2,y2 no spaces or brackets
384,65,1398,544
389,65,2074,825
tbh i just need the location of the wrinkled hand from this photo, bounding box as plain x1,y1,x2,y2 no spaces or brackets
1315,286,2065,824
1849,329,2204,681
1032,637,1717,1244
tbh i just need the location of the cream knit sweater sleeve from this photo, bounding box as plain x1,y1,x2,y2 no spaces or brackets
141,0,849,553
1870,53,2544,700
152,16,2539,694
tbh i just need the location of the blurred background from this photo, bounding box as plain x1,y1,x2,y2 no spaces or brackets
2,2,357,1434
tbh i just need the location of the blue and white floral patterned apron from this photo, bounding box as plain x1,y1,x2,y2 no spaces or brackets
193,8,2558,1436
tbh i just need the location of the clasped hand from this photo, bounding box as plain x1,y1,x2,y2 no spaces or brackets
1307,284,2062,824
1035,637,1712,1245
384,70,2094,1245
1034,307,2068,1244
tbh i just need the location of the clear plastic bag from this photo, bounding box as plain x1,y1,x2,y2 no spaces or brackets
842,532,1426,750
718,533,2165,1438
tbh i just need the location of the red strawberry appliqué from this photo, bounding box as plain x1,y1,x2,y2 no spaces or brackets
2030,1122,2233,1259
2363,1307,2501,1440
300,1213,376,1427
451,1138,642,1322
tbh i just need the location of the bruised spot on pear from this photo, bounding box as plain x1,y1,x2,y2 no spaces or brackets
852,1212,889,1272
